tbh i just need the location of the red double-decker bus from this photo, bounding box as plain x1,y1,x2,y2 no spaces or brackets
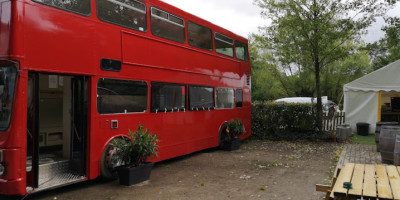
0,0,251,195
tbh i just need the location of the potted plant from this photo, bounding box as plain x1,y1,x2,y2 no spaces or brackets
223,119,246,151
111,124,159,186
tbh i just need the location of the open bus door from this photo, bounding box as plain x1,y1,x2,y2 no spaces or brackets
26,73,88,192
26,74,38,188
70,77,87,175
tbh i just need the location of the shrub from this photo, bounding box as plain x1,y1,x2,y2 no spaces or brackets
227,119,246,138
251,101,331,141
111,124,159,167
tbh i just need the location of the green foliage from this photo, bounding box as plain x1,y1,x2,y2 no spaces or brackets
111,125,159,167
352,134,375,146
228,119,246,138
253,0,394,133
252,102,332,141
321,51,372,104
250,39,287,101
368,17,400,70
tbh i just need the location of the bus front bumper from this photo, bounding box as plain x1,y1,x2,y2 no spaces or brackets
0,148,26,196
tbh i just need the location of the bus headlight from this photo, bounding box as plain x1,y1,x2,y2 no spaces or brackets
0,163,4,176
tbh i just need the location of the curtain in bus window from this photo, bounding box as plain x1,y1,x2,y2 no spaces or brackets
151,83,185,112
189,86,214,110
215,33,233,57
187,21,213,51
235,40,249,61
236,89,243,108
97,0,147,32
216,88,234,109
0,66,17,131
33,0,90,15
97,78,148,114
151,8,185,43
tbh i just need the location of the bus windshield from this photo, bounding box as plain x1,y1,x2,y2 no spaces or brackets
0,66,17,131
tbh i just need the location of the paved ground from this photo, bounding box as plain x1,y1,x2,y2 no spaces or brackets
335,143,381,176
2,140,340,200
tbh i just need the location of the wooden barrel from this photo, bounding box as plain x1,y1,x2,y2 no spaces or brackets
379,126,400,163
394,135,400,166
375,122,399,152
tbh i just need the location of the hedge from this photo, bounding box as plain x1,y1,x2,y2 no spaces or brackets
251,101,331,141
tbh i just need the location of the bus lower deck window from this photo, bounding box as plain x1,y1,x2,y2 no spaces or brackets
236,89,243,108
97,78,148,114
151,82,186,112
189,85,214,110
216,88,234,109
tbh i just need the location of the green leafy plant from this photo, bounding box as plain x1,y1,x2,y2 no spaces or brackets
228,119,246,137
111,124,159,167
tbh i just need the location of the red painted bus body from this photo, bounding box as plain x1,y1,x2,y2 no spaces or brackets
0,0,251,195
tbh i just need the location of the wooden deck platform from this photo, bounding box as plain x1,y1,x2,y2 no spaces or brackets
317,163,400,200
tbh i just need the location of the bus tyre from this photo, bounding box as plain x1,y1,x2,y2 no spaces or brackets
219,123,229,149
100,142,119,180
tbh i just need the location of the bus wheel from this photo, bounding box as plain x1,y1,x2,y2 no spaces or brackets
219,123,229,149
100,142,120,180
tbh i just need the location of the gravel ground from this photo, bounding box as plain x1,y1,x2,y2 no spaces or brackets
5,140,341,200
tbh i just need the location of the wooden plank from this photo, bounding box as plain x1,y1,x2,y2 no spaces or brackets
343,112,346,124
376,165,393,199
348,164,365,198
386,165,400,199
397,166,400,176
332,115,335,131
334,114,338,131
363,164,377,199
331,163,355,198
316,184,331,192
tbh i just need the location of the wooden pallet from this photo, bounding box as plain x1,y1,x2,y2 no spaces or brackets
316,163,400,200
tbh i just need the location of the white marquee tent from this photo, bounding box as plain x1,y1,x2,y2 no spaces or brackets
344,59,400,133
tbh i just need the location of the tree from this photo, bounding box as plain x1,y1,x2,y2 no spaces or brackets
254,0,395,133
250,38,288,101
368,17,400,70
321,50,371,105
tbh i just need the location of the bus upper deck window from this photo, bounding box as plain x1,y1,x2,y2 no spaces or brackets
215,32,234,57
97,0,147,32
33,0,91,15
235,40,249,61
187,21,213,51
151,7,185,43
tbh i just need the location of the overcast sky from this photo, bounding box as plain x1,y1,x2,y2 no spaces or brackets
161,0,400,43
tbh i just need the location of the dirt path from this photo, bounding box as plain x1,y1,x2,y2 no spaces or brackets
17,140,340,200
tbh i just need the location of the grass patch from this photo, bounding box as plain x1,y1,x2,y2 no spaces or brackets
352,134,375,145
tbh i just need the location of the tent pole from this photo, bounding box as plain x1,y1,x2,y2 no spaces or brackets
378,91,382,122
